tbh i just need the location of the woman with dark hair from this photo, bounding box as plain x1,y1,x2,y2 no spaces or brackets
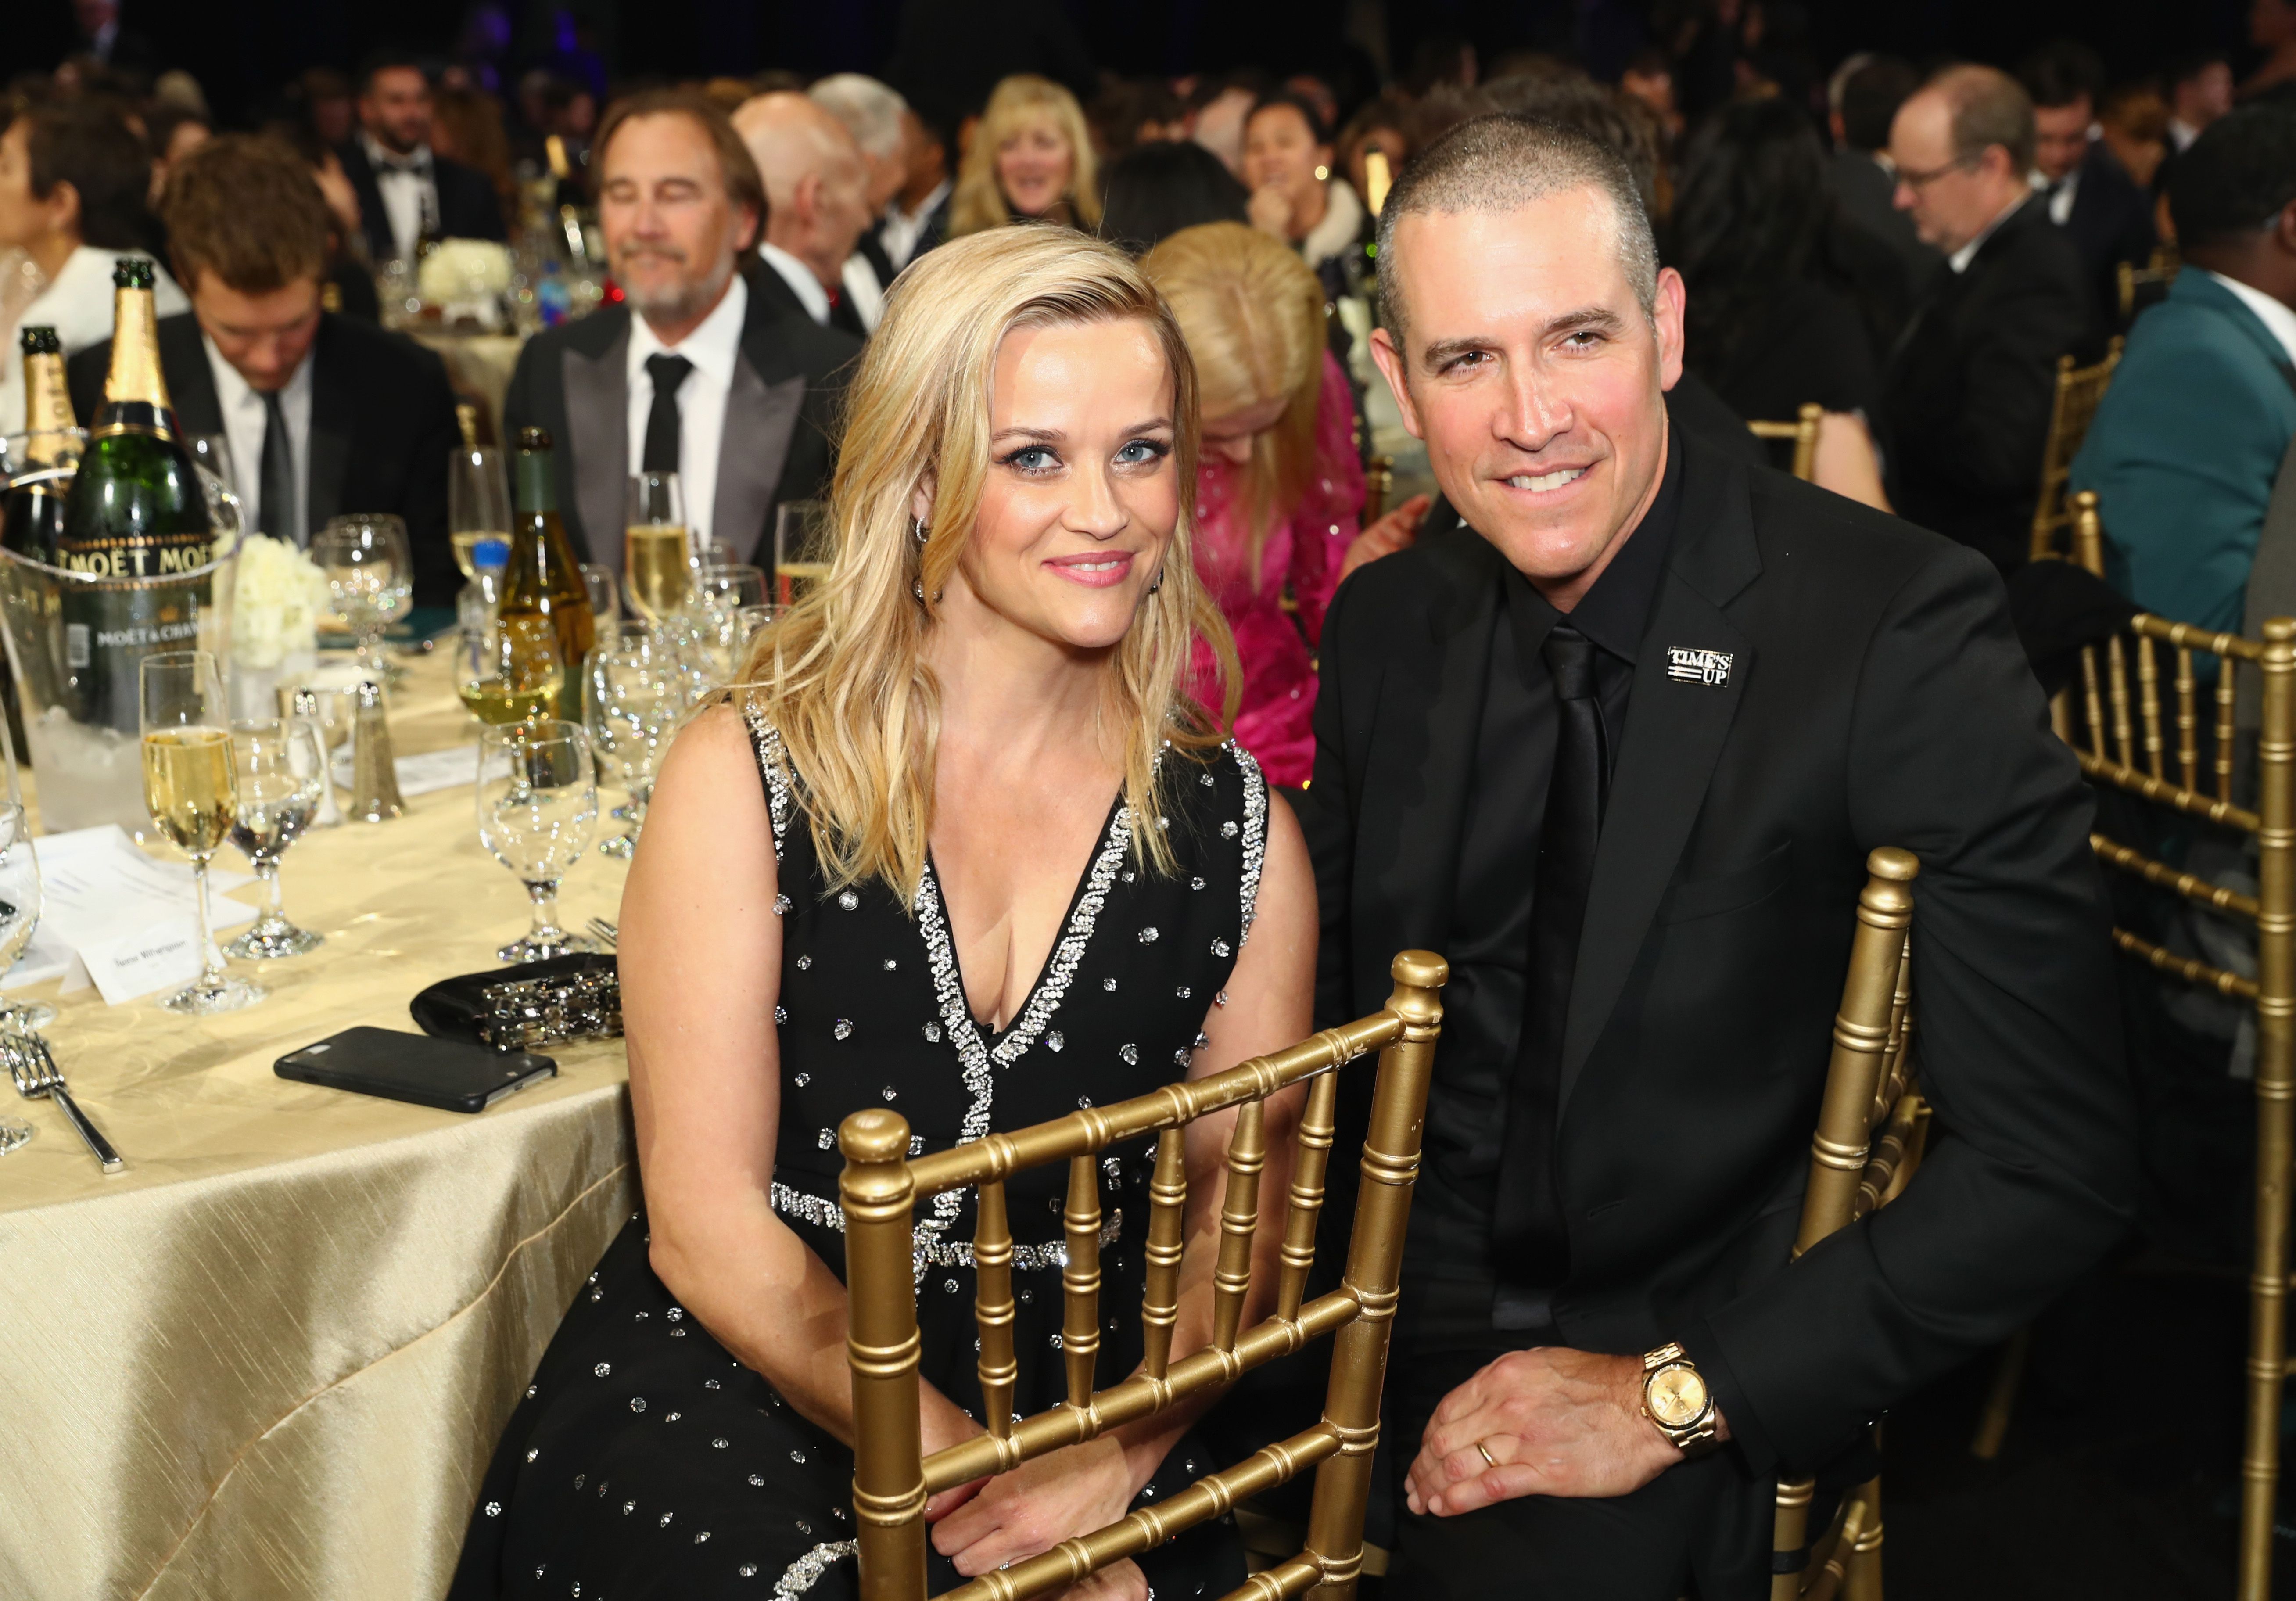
1669,96,1880,427
1098,140,1248,254
0,100,186,433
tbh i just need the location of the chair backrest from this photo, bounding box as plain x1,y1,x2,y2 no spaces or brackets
839,950,1449,1601
2116,243,2181,326
1363,453,1396,525
2049,505,2296,1599
2027,338,2126,563
1747,403,1824,483
1771,847,1926,1601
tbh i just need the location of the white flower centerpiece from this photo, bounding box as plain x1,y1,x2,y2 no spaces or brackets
418,239,515,330
230,533,330,719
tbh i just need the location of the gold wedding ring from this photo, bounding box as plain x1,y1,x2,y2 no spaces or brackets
1474,1439,1498,1469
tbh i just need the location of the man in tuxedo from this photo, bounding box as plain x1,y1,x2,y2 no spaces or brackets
2020,42,2156,326
501,91,857,579
338,52,506,265
1878,66,2090,571
808,73,909,293
877,105,953,276
1826,54,1944,297
67,134,463,605
2073,107,2296,633
1302,113,2134,1599
732,93,880,338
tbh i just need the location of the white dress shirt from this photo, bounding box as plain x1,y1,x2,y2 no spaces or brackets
1948,194,2036,275
877,179,950,273
2169,116,2202,154
757,242,832,325
361,132,438,265
204,331,314,546
0,244,188,434
625,273,746,553
839,253,884,332
2205,270,2296,369
2034,162,2082,226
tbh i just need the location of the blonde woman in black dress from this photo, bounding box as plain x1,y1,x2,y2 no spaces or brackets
452,227,1316,1601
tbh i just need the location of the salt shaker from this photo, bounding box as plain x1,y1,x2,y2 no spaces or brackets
347,681,405,822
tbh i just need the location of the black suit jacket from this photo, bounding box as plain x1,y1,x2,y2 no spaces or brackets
499,269,859,573
750,253,871,342
2061,143,2158,324
337,139,507,262
1300,432,2134,1574
66,311,464,607
1879,197,2091,571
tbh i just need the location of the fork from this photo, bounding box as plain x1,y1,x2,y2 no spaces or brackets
587,918,618,951
5,1034,122,1174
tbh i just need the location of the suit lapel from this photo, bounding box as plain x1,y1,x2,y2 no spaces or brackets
1559,442,1761,1113
714,359,804,564
561,319,630,567
305,316,354,536
155,316,223,438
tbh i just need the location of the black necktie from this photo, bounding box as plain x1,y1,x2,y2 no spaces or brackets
259,388,297,545
642,353,692,474
1492,622,1608,1328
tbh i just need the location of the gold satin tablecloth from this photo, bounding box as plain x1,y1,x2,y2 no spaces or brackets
0,653,636,1601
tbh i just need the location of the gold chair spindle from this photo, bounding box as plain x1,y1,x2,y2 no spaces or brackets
1276,1068,1341,1321
2106,635,2137,770
973,1179,1017,1440
2081,645,2108,763
2220,653,2241,804
2177,644,2199,791
1062,1153,1103,1411
1139,1128,1187,1381
839,1110,930,1598
1211,1097,1268,1351
2137,634,2166,780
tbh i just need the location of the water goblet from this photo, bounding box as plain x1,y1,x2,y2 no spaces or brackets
478,720,599,962
581,562,621,626
692,563,769,687
314,514,413,684
0,803,53,1035
141,651,263,1014
587,622,684,859
225,718,328,958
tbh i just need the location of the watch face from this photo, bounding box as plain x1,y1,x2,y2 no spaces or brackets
1647,1365,1709,1428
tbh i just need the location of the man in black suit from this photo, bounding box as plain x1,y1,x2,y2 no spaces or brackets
732,93,879,339
67,134,463,606
1879,66,2091,571
1305,113,2134,1600
337,52,506,265
2021,41,2157,325
876,105,953,277
1825,55,1944,296
502,91,856,579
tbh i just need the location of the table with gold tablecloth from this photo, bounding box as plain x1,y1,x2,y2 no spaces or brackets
0,651,635,1601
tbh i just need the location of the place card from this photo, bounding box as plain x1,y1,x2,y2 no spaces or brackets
0,825,256,997
78,916,218,1006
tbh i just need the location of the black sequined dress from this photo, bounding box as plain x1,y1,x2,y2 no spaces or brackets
449,712,1269,1601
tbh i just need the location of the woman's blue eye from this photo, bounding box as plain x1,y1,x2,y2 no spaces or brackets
1116,440,1168,465
1008,447,1056,472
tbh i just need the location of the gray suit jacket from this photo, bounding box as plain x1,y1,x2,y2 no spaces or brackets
500,267,860,576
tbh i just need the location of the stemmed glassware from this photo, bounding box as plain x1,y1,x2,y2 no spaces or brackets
449,445,512,582
0,714,55,1035
478,719,599,962
314,514,413,684
457,612,565,728
140,651,264,1014
692,562,770,686
773,499,832,603
226,718,328,958
580,562,621,625
624,472,692,622
587,622,684,859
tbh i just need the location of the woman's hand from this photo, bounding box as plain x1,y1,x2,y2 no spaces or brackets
921,1392,990,1522
1248,181,1294,239
1339,493,1430,582
1811,412,1892,513
929,1432,1141,1578
1052,1559,1149,1600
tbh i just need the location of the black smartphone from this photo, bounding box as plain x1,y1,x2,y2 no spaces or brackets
276,1026,557,1113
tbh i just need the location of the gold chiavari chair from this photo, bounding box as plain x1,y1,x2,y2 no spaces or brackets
838,951,1448,1601
2027,338,2126,564
1747,403,1824,483
1362,454,1396,525
2117,243,2181,327
1770,849,1928,1601
2044,500,2296,1601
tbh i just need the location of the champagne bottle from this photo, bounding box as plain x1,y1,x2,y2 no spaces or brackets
54,258,216,730
502,426,594,721
3,325,75,560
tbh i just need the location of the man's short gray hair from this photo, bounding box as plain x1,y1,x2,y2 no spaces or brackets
1926,64,2037,174
809,73,907,162
1374,114,1660,351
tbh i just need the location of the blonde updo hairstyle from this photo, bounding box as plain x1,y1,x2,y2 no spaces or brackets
949,74,1103,238
742,227,1240,903
1141,222,1325,584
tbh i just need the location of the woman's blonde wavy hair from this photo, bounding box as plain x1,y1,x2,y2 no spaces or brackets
740,226,1240,906
1141,223,1325,588
949,75,1102,239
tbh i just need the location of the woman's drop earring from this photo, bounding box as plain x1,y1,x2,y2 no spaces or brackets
1147,568,1165,595
912,517,930,544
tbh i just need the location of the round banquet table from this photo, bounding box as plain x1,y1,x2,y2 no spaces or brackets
0,647,636,1601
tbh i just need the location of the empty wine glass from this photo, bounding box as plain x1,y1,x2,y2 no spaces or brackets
189,434,237,496
587,622,683,859
141,651,263,1014
478,719,599,962
314,514,413,684
226,718,328,958
692,563,769,686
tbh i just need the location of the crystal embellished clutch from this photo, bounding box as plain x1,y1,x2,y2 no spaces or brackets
479,966,623,1051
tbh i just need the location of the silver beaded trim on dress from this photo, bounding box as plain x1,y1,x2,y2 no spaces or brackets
740,702,794,865
770,1181,1121,1270
1226,741,1268,948
773,1539,858,1597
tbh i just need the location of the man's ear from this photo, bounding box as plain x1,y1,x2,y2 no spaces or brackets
734,202,761,255
1652,266,1687,393
1368,327,1424,442
2276,200,2296,256
47,178,82,238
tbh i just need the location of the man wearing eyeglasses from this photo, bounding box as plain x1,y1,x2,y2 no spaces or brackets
1876,64,2090,571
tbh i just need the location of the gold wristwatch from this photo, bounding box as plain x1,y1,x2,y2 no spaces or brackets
1639,1342,1718,1456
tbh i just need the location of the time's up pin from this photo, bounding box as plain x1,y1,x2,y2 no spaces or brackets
1665,647,1733,687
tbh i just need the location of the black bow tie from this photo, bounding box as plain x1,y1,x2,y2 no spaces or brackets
373,149,431,178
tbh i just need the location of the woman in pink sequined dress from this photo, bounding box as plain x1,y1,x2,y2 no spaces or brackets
1143,222,1367,788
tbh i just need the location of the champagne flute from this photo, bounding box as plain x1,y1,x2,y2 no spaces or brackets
772,499,832,603
580,562,621,625
458,613,565,727
624,471,693,621
587,621,682,859
478,720,599,962
449,445,512,581
226,718,327,958
140,651,263,1014
314,514,413,684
